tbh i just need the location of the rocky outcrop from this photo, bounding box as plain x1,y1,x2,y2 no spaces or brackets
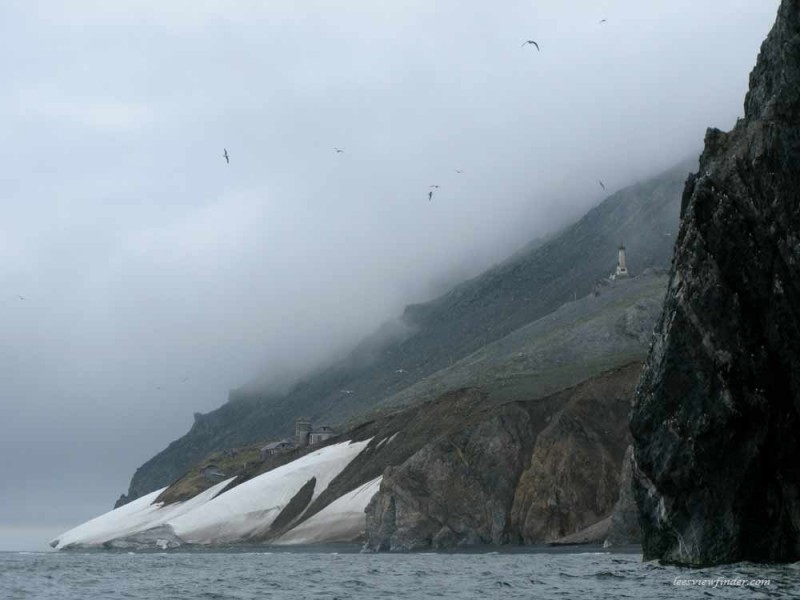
550,517,611,546
365,408,535,550
102,525,183,551
603,445,641,547
365,363,640,550
630,0,800,566
509,364,635,542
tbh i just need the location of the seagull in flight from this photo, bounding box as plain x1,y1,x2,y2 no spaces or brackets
17,295,27,301
455,170,463,174
428,190,434,202
223,148,229,164
429,185,440,188
340,389,354,395
334,147,344,154
599,19,607,24
395,369,406,374
598,180,606,190
521,40,540,51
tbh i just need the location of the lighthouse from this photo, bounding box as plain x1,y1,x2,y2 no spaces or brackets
613,243,629,279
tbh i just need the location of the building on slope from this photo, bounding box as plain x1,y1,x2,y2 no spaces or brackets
309,425,336,445
610,243,629,280
259,440,294,461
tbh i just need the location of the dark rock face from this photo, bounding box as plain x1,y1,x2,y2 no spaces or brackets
630,0,800,566
269,477,316,534
364,363,639,550
509,370,633,543
365,409,534,550
603,445,641,547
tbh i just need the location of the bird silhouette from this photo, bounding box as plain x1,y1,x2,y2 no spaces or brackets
428,190,434,201
598,180,606,190
599,19,607,24
334,147,344,153
17,295,27,301
223,148,229,164
521,40,540,51
430,185,440,188
455,170,463,174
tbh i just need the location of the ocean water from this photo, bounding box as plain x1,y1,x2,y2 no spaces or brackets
1,546,797,599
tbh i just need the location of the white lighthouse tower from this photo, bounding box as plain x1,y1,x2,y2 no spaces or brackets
613,243,629,279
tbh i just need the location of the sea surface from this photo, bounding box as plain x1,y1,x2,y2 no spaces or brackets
1,545,798,599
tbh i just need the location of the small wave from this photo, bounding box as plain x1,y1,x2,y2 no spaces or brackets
593,571,626,580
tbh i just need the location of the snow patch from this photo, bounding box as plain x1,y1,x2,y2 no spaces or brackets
169,439,371,544
274,477,382,545
50,478,234,550
51,439,372,549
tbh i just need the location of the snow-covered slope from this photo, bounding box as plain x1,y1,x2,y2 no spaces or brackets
170,439,371,544
51,439,373,549
275,476,382,545
50,478,234,550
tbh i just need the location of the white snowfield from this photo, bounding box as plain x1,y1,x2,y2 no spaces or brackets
50,478,235,550
275,476,382,545
50,439,376,549
170,438,371,544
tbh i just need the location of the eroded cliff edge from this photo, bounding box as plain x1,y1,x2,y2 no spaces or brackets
630,0,800,566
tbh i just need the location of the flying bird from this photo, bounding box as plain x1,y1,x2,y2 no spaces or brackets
429,185,440,188
521,40,540,51
340,389,354,395
599,19,607,24
334,147,344,153
17,295,27,301
598,180,606,190
455,170,463,174
395,369,406,374
223,148,229,164
428,190,434,201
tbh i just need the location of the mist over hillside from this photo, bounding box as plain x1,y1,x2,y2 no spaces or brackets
121,159,690,503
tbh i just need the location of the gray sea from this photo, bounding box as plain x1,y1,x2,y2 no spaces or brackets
1,546,797,599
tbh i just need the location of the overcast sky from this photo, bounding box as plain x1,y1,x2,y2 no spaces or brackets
0,0,779,551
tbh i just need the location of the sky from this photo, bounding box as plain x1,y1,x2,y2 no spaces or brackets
0,0,780,551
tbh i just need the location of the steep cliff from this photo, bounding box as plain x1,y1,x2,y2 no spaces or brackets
630,0,800,566
509,371,633,544
364,363,641,550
